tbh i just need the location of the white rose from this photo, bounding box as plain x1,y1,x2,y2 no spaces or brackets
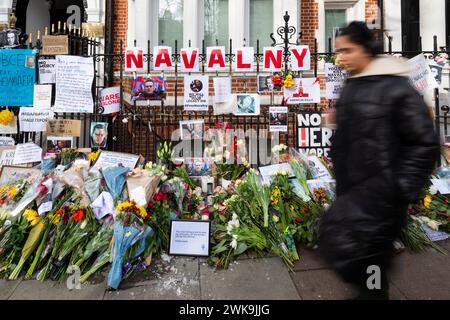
215,155,223,163
272,215,279,223
230,238,238,249
224,151,231,159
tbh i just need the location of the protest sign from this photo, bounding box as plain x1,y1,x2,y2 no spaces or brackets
297,112,333,157
213,77,232,104
269,107,288,132
42,35,69,55
325,63,347,100
284,78,321,104
99,87,121,114
408,54,438,106
54,55,94,113
46,119,81,137
0,137,14,147
184,75,209,111
33,85,52,109
19,109,54,132
0,49,36,107
180,48,200,72
0,148,16,168
12,143,42,165
38,59,56,84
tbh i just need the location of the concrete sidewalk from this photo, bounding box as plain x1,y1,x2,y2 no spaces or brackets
1,239,449,300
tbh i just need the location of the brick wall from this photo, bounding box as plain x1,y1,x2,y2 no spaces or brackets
365,0,380,24
114,0,128,61
300,0,319,49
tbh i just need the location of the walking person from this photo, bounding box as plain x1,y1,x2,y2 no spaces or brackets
318,21,440,300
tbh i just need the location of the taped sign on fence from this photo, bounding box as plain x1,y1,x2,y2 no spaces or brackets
99,87,121,114
46,119,81,137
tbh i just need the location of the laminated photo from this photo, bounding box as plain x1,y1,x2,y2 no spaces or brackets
235,94,260,116
269,106,288,132
131,76,167,101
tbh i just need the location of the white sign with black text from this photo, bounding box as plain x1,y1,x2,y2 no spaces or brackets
184,75,209,111
169,220,210,257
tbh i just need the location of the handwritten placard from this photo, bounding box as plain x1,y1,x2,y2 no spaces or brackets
19,109,54,132
169,220,211,257
0,137,15,147
33,85,52,109
0,148,17,168
42,35,69,55
54,55,94,113
91,151,140,171
46,119,81,137
12,143,42,165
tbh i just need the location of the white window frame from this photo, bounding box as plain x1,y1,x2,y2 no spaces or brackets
127,0,299,51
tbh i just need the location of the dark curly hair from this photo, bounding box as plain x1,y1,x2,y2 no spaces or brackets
337,21,383,56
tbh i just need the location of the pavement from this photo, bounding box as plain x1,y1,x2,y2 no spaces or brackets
1,239,449,300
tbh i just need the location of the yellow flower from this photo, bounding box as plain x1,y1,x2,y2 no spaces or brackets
424,195,432,209
117,201,133,212
88,149,101,162
283,74,295,88
7,187,17,197
24,209,40,226
0,109,14,126
48,214,60,225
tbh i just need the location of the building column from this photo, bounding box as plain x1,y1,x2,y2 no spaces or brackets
0,0,13,29
229,0,249,48
420,0,446,51
86,0,105,23
184,0,203,48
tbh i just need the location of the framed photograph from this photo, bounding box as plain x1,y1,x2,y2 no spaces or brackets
131,76,167,101
0,166,41,187
235,94,260,116
0,29,21,48
169,220,211,257
90,122,108,148
185,158,212,176
257,74,282,93
269,106,288,132
46,136,74,153
180,120,204,140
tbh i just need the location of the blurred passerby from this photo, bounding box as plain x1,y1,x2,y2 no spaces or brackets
318,21,440,300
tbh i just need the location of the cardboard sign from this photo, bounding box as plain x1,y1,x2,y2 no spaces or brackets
289,45,311,71
42,35,69,55
125,47,144,72
169,220,211,257
325,63,347,100
54,55,94,113
0,49,36,107
184,75,209,111
284,78,321,105
99,87,121,114
153,46,173,71
82,22,105,38
91,151,140,171
206,47,226,72
38,59,56,84
0,116,18,134
180,48,200,72
12,143,42,165
234,47,254,72
46,119,81,137
297,112,333,157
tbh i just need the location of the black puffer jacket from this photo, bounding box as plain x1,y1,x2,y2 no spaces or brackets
319,56,440,284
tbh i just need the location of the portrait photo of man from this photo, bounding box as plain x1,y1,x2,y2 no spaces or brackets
190,79,203,93
91,122,108,148
1,29,20,48
131,76,167,101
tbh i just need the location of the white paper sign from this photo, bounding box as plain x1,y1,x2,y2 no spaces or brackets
289,45,311,71
284,78,321,105
0,149,16,167
180,48,200,72
325,63,347,100
169,220,210,257
306,155,333,180
259,163,295,184
99,87,121,114
33,84,52,109
184,75,209,111
38,59,56,84
153,46,173,71
38,201,53,216
206,47,226,72
0,117,18,134
19,109,54,132
213,77,232,104
430,179,450,195
12,143,42,165
54,55,94,113
92,151,140,171
234,47,254,72
408,54,438,106
0,137,15,147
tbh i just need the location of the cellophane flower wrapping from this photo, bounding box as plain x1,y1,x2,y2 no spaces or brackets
57,160,91,206
126,169,161,209
102,166,130,201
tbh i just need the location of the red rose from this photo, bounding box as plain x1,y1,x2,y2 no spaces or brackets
73,210,84,222
162,193,168,201
112,112,119,117
154,194,162,202
187,193,191,199
444,199,449,205
148,202,155,208
203,207,210,215
295,217,303,223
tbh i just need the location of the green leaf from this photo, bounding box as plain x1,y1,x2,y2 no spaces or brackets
234,242,248,256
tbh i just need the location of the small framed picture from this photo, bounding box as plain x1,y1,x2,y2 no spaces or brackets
269,106,288,132
185,158,212,176
169,220,211,257
90,122,108,148
46,136,74,153
235,94,260,116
